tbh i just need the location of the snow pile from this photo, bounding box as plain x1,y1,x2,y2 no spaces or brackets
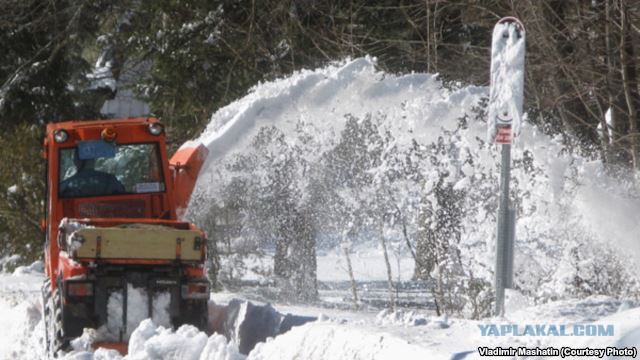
125,320,242,360
375,309,428,327
507,298,640,349
247,321,445,360
0,299,43,360
61,320,245,360
103,284,172,341
11,260,44,275
58,218,95,253
0,273,46,360
0,255,40,275
0,254,21,273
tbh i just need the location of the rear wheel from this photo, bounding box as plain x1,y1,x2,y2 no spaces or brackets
44,284,68,358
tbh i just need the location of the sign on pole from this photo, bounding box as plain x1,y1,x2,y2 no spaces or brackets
489,17,525,316
488,17,525,145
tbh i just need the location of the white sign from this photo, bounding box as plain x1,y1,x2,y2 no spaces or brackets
488,17,526,145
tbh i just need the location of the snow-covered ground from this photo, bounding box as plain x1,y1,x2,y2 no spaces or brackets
1,269,638,360
0,272,46,360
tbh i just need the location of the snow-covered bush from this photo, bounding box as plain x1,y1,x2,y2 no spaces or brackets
0,254,21,274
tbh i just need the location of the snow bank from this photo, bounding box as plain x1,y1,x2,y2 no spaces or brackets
61,320,245,360
0,274,46,360
59,317,444,360
0,254,21,273
375,309,429,327
247,321,445,360
55,301,640,360
0,298,43,360
514,299,640,349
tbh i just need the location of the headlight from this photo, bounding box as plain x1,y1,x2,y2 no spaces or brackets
54,130,68,143
148,123,164,136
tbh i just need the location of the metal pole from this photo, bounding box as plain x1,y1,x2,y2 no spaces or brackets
505,208,516,289
495,143,511,316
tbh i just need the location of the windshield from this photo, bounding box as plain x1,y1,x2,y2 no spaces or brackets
59,143,165,198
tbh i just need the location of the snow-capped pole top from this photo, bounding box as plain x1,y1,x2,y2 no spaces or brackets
487,17,526,145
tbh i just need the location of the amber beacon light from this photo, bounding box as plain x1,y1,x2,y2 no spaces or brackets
101,127,118,142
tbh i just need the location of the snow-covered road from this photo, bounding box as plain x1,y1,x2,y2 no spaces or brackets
1,270,638,360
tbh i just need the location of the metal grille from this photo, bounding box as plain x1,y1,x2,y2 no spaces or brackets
78,200,146,218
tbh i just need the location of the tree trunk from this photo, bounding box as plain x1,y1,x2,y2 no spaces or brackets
379,221,397,311
343,242,359,309
619,3,640,175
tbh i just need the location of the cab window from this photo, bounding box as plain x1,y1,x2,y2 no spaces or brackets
59,143,165,198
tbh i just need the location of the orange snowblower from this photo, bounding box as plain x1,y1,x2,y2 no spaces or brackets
41,118,210,356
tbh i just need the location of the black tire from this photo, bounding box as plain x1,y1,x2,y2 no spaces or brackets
45,286,68,358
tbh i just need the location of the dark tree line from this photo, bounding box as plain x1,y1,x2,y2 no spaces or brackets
0,0,116,261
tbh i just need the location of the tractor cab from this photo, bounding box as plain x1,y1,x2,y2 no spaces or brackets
47,119,176,224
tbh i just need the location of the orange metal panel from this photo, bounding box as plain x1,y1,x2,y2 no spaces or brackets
184,266,206,277
93,342,127,355
170,144,209,211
